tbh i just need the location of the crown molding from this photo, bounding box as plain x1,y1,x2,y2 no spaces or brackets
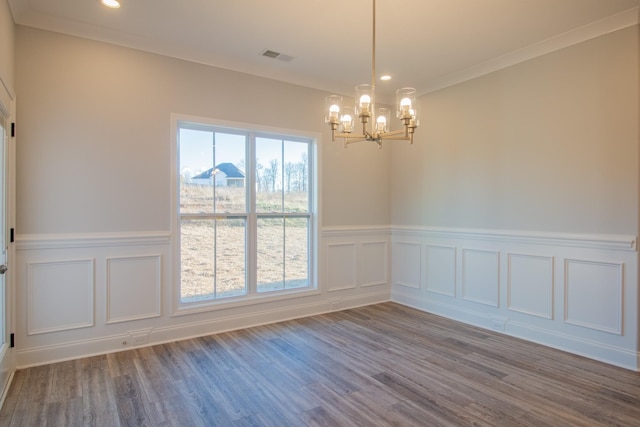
423,6,640,94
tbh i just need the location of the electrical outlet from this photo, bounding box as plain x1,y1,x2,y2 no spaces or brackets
132,334,148,345
490,318,504,331
128,329,151,346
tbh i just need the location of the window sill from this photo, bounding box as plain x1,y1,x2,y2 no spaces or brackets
171,286,322,317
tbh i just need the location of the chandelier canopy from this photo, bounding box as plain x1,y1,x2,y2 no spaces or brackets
325,0,418,148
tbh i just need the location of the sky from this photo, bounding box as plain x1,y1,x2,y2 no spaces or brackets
179,128,308,178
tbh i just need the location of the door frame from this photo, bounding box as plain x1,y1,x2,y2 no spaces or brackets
0,79,16,408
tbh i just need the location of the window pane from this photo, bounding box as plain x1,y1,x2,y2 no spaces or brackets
283,140,309,213
180,130,247,214
255,137,282,213
211,133,247,213
181,218,246,302
285,217,309,289
180,129,214,214
257,216,309,293
257,217,284,292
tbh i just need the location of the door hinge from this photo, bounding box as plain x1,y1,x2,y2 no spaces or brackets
9,228,13,243
10,123,15,138
10,333,14,348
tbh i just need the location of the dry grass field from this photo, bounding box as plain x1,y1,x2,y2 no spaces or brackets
180,184,309,301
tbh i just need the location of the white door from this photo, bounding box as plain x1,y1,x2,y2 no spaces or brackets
0,113,12,400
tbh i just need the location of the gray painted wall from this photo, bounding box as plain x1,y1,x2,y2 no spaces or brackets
391,26,639,235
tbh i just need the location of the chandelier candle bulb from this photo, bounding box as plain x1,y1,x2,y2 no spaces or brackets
400,98,412,116
355,84,374,118
341,110,354,133
325,95,343,126
396,87,417,120
376,107,390,133
329,104,340,120
359,95,371,115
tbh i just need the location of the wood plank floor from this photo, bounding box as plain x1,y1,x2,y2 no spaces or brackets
1,302,639,426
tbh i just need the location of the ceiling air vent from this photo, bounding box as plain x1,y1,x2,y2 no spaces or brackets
261,49,294,62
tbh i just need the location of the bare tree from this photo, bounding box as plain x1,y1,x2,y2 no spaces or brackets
299,152,307,192
255,161,264,192
285,161,295,192
269,159,279,192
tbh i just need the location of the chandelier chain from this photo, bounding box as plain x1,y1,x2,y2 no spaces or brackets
372,0,376,88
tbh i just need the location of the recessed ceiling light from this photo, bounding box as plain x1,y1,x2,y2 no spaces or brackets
101,0,121,8
380,75,392,81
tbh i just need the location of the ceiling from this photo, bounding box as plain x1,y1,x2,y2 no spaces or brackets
8,0,640,103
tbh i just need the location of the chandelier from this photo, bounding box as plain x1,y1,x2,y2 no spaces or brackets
325,0,418,148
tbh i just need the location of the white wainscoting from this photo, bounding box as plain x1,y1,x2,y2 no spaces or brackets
564,259,623,335
392,241,421,289
106,255,162,324
507,253,554,320
326,243,358,291
323,227,391,303
461,249,500,307
26,258,95,335
391,226,639,371
361,241,388,287
15,226,636,370
14,228,391,367
425,245,456,297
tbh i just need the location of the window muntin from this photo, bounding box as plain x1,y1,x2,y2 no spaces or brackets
177,122,313,305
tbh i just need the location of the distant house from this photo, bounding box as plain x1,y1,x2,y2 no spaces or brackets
192,163,245,187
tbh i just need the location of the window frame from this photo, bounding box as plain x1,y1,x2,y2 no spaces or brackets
170,114,320,316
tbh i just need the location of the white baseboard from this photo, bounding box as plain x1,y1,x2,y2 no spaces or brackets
392,288,639,371
506,320,640,371
16,291,390,368
0,371,14,413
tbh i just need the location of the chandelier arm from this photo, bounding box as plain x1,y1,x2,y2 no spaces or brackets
343,137,372,148
380,136,411,141
379,129,408,138
335,133,366,140
364,130,377,140
345,138,368,146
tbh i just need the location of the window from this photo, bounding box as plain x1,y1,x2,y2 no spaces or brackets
176,120,315,307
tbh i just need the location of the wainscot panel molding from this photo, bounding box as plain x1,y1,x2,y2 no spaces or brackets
564,259,623,335
26,258,95,335
461,249,500,307
326,243,358,291
424,245,457,297
13,228,391,367
392,241,422,289
390,226,640,371
507,253,554,320
361,241,389,287
322,226,391,293
106,255,162,324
